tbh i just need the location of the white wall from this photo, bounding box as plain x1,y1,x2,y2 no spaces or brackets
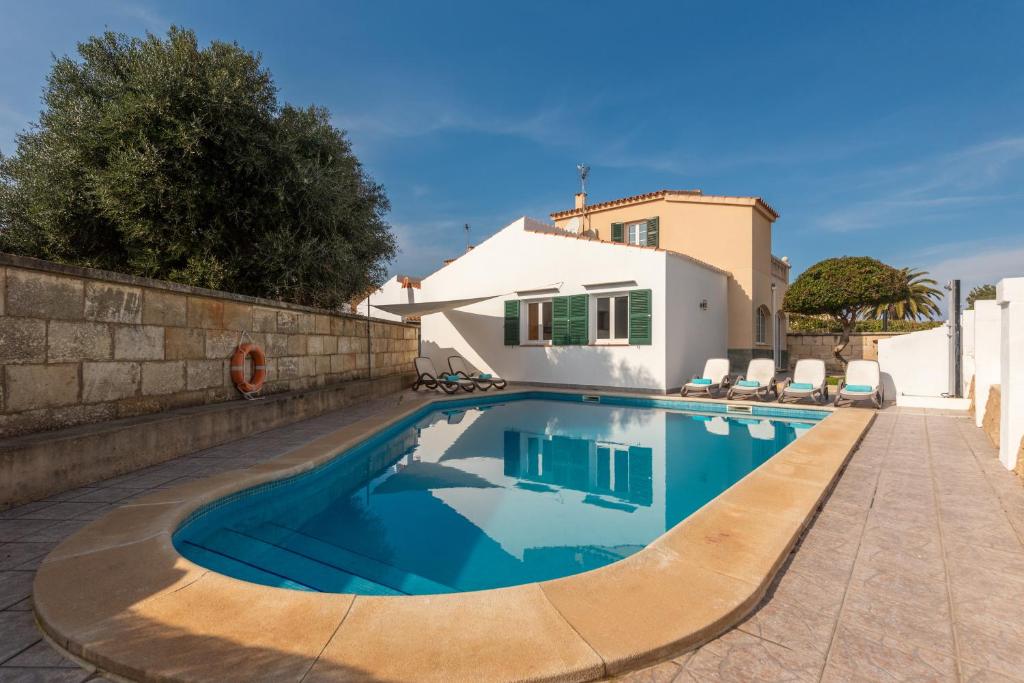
997,278,1024,470
355,276,415,322
664,253,728,390
961,309,975,397
877,325,951,402
418,218,727,392
973,300,1002,428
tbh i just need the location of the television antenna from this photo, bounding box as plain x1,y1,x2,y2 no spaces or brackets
576,164,590,196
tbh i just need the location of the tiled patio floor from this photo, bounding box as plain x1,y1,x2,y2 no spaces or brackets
1,401,1022,682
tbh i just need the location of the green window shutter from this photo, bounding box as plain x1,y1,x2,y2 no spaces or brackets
551,296,570,345
628,289,652,345
504,300,520,346
646,217,659,248
569,294,589,345
611,222,624,243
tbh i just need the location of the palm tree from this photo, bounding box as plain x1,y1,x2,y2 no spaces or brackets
863,267,943,324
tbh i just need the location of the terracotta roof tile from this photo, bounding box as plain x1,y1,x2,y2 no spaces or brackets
549,189,779,221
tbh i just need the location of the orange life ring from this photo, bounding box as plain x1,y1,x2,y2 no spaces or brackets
230,343,266,394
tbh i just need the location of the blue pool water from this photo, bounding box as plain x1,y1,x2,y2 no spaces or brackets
174,394,823,595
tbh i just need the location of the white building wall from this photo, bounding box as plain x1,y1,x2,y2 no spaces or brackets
997,278,1024,470
418,218,727,392
355,276,415,322
961,309,975,397
973,300,1002,428
664,254,729,390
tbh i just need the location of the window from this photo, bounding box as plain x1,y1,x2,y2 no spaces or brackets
596,294,630,342
526,300,553,342
626,220,648,245
756,305,771,345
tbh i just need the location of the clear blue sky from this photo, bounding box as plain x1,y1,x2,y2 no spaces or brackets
2,1,1022,296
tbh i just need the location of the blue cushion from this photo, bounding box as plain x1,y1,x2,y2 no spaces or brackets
845,384,874,393
738,380,761,388
691,378,713,385
478,373,492,380
444,374,461,383
789,382,814,390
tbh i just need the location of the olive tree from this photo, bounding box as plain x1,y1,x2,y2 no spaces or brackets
0,27,395,308
783,256,909,367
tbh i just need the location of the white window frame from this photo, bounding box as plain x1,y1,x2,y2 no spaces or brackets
522,299,553,345
755,306,770,345
626,220,648,246
592,292,631,345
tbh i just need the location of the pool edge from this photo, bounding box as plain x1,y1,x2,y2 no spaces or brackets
33,389,874,682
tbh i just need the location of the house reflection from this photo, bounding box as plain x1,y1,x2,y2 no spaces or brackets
502,430,653,508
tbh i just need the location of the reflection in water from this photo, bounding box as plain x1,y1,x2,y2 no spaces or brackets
175,399,817,595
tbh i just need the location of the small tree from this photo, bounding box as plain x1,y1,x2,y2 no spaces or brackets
0,27,395,308
966,284,997,309
784,257,909,367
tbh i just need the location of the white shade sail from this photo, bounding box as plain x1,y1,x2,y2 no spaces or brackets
371,294,500,317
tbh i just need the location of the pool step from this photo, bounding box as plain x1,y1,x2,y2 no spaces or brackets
253,523,455,595
196,528,403,595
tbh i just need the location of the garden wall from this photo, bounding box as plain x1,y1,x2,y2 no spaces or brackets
785,332,905,374
0,252,418,438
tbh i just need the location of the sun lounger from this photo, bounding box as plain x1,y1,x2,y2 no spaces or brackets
834,360,883,408
780,359,828,404
726,359,779,401
681,358,730,397
448,355,507,391
412,357,475,394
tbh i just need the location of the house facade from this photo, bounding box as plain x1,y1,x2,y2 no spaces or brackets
550,190,789,368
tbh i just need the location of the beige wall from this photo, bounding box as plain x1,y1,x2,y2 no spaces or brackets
786,332,906,374
0,254,418,438
553,194,786,354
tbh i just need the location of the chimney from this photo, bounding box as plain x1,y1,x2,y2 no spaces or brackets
574,192,586,210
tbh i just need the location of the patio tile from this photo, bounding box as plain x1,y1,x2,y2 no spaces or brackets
736,595,837,655
0,544,56,571
767,566,847,619
0,668,93,682
679,628,824,682
956,619,1024,679
17,503,108,522
839,586,956,656
611,660,682,682
0,520,55,543
4,641,78,668
0,572,35,611
958,663,1024,682
825,623,957,682
0,610,41,663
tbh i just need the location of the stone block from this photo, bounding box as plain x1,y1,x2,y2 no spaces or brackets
187,297,224,329
205,329,239,360
6,269,84,320
262,333,289,356
142,290,187,327
276,357,300,379
48,320,112,362
141,361,186,396
84,282,142,323
298,313,316,333
277,311,300,332
330,317,345,336
322,335,338,355
187,360,224,391
287,334,307,355
114,326,164,360
0,317,46,363
315,355,331,376
315,315,331,334
82,362,141,403
164,328,205,360
222,302,252,331
299,356,316,377
253,307,278,332
0,267,4,315
5,364,79,411
307,335,324,355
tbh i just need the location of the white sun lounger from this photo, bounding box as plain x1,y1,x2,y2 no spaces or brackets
834,360,883,408
448,355,507,391
681,358,730,397
726,359,779,401
780,359,828,404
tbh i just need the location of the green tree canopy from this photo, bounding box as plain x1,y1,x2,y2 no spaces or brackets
0,27,395,308
966,284,997,309
862,267,943,322
784,256,909,366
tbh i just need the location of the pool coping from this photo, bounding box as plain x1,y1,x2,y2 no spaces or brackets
32,388,874,682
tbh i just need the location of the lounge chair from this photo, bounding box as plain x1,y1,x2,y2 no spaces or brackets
726,359,779,401
681,358,730,397
448,355,507,391
779,359,828,404
835,360,883,408
412,357,475,394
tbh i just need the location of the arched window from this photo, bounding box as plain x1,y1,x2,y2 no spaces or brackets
756,305,771,345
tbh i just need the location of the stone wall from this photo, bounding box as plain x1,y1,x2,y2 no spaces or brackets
786,332,907,374
0,253,418,438
983,385,1001,450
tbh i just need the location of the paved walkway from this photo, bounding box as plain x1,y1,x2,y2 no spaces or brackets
1,402,1022,682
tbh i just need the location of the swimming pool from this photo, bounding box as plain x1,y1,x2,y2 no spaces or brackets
174,393,824,595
